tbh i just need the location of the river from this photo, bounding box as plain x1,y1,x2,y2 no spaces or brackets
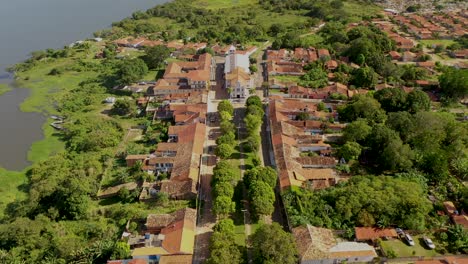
0,0,167,170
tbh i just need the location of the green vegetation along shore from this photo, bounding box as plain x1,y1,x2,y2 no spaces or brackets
0,83,11,95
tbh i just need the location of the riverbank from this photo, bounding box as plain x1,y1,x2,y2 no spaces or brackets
0,83,11,95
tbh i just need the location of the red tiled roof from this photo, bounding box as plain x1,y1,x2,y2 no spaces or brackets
355,227,398,241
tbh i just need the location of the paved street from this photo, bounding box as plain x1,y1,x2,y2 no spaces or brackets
193,43,290,263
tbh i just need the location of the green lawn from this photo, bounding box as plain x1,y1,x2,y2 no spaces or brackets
234,224,246,246
0,168,28,218
301,34,324,46
193,0,255,9
27,121,66,164
15,63,98,113
273,75,301,83
0,83,12,95
344,1,382,22
419,39,455,47
381,235,441,258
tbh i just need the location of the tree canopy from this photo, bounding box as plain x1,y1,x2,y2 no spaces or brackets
284,176,432,230
250,223,298,264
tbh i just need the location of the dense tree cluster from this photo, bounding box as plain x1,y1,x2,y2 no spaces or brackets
216,100,236,159
439,68,468,103
284,176,432,230
374,87,431,113
340,94,467,175
244,96,264,152
244,166,277,218
211,161,237,218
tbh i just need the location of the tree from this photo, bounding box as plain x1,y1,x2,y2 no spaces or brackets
386,111,414,142
317,102,326,111
143,45,170,69
297,112,310,121
338,95,387,123
118,57,148,85
207,230,242,264
283,175,432,229
213,219,235,235
111,99,133,116
439,68,468,102
340,141,362,161
406,90,431,113
219,111,233,122
246,134,261,152
246,95,262,108
342,119,372,142
216,131,236,146
244,167,277,189
401,64,428,82
244,114,262,134
220,120,235,134
213,181,234,198
213,196,236,218
249,65,258,73
299,67,328,88
249,180,275,217
111,241,130,260
374,88,407,112
247,104,264,117
212,161,237,184
250,223,298,264
379,138,414,171
368,124,414,172
446,225,468,253
351,67,378,88
218,100,234,115
216,143,234,159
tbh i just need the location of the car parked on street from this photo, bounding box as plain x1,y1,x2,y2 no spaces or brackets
423,236,436,249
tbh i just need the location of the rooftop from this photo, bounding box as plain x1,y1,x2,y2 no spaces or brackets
293,225,377,261
355,227,398,241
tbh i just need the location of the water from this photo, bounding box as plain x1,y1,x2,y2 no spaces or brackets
0,84,45,170
0,0,167,170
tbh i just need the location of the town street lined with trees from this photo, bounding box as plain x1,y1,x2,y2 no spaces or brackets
0,0,467,263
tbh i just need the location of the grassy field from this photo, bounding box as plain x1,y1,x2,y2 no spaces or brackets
344,1,382,22
381,235,441,258
419,39,455,47
27,121,66,164
193,0,254,9
0,83,12,95
273,75,301,84
0,168,28,218
301,34,324,47
15,61,98,113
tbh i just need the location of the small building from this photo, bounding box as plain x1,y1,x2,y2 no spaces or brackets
355,227,398,242
389,51,402,60
443,201,458,215
123,208,196,264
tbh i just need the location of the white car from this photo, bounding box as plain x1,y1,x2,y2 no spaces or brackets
405,233,415,246
423,237,435,249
